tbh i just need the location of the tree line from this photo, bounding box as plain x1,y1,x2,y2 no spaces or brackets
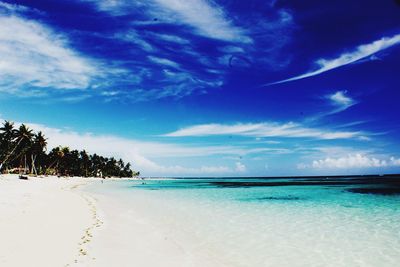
0,120,139,178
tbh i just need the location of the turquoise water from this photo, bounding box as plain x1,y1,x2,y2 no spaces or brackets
89,176,400,266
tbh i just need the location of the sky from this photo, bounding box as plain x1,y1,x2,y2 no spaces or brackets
0,0,400,177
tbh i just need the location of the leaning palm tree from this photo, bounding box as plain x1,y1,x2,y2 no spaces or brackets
0,124,33,173
13,124,34,174
46,146,69,175
0,120,17,171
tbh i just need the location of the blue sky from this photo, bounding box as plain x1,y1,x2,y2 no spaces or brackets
0,0,400,176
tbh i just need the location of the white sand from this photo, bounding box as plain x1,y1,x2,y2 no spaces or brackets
0,174,94,266
0,175,224,267
83,190,226,267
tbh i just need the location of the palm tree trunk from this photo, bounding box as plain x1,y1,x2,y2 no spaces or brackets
31,154,37,175
24,155,27,174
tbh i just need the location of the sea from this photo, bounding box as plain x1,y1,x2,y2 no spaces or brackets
87,175,400,266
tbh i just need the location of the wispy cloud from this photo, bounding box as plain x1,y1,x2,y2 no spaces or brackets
163,122,365,140
329,90,354,107
0,12,97,92
149,32,190,44
117,80,219,103
148,55,180,68
325,90,357,114
86,0,250,43
0,1,29,13
298,154,400,169
269,34,400,85
303,90,358,124
115,30,155,52
151,0,251,43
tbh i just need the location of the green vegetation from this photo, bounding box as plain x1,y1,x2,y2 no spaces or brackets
0,120,139,178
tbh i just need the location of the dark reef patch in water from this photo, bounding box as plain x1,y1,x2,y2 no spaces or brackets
256,196,304,201
239,195,305,202
209,176,400,188
347,187,400,195
128,175,400,193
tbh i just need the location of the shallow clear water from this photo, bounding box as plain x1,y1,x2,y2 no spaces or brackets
89,176,400,266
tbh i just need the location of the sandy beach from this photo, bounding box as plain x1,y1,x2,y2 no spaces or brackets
84,185,226,267
0,175,221,267
0,175,98,266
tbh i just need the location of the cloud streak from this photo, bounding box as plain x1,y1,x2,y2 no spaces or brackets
298,154,400,169
148,56,180,68
324,90,357,115
151,0,251,43
85,0,250,43
269,34,400,85
164,122,364,140
0,12,97,92
329,90,354,108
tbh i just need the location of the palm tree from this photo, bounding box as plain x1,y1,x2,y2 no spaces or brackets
1,124,33,173
123,162,133,177
0,121,17,171
54,146,70,175
79,150,90,177
14,124,34,174
30,131,47,175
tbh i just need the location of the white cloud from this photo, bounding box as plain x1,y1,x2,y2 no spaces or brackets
298,154,400,169
390,157,400,166
164,122,364,140
152,0,251,43
269,34,400,85
329,90,354,107
308,146,372,157
235,162,246,172
324,90,357,115
115,30,154,52
84,0,148,16
0,13,97,91
0,1,29,13
86,0,250,43
148,56,180,68
149,32,190,44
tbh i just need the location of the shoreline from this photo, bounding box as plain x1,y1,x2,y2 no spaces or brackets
83,184,228,267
